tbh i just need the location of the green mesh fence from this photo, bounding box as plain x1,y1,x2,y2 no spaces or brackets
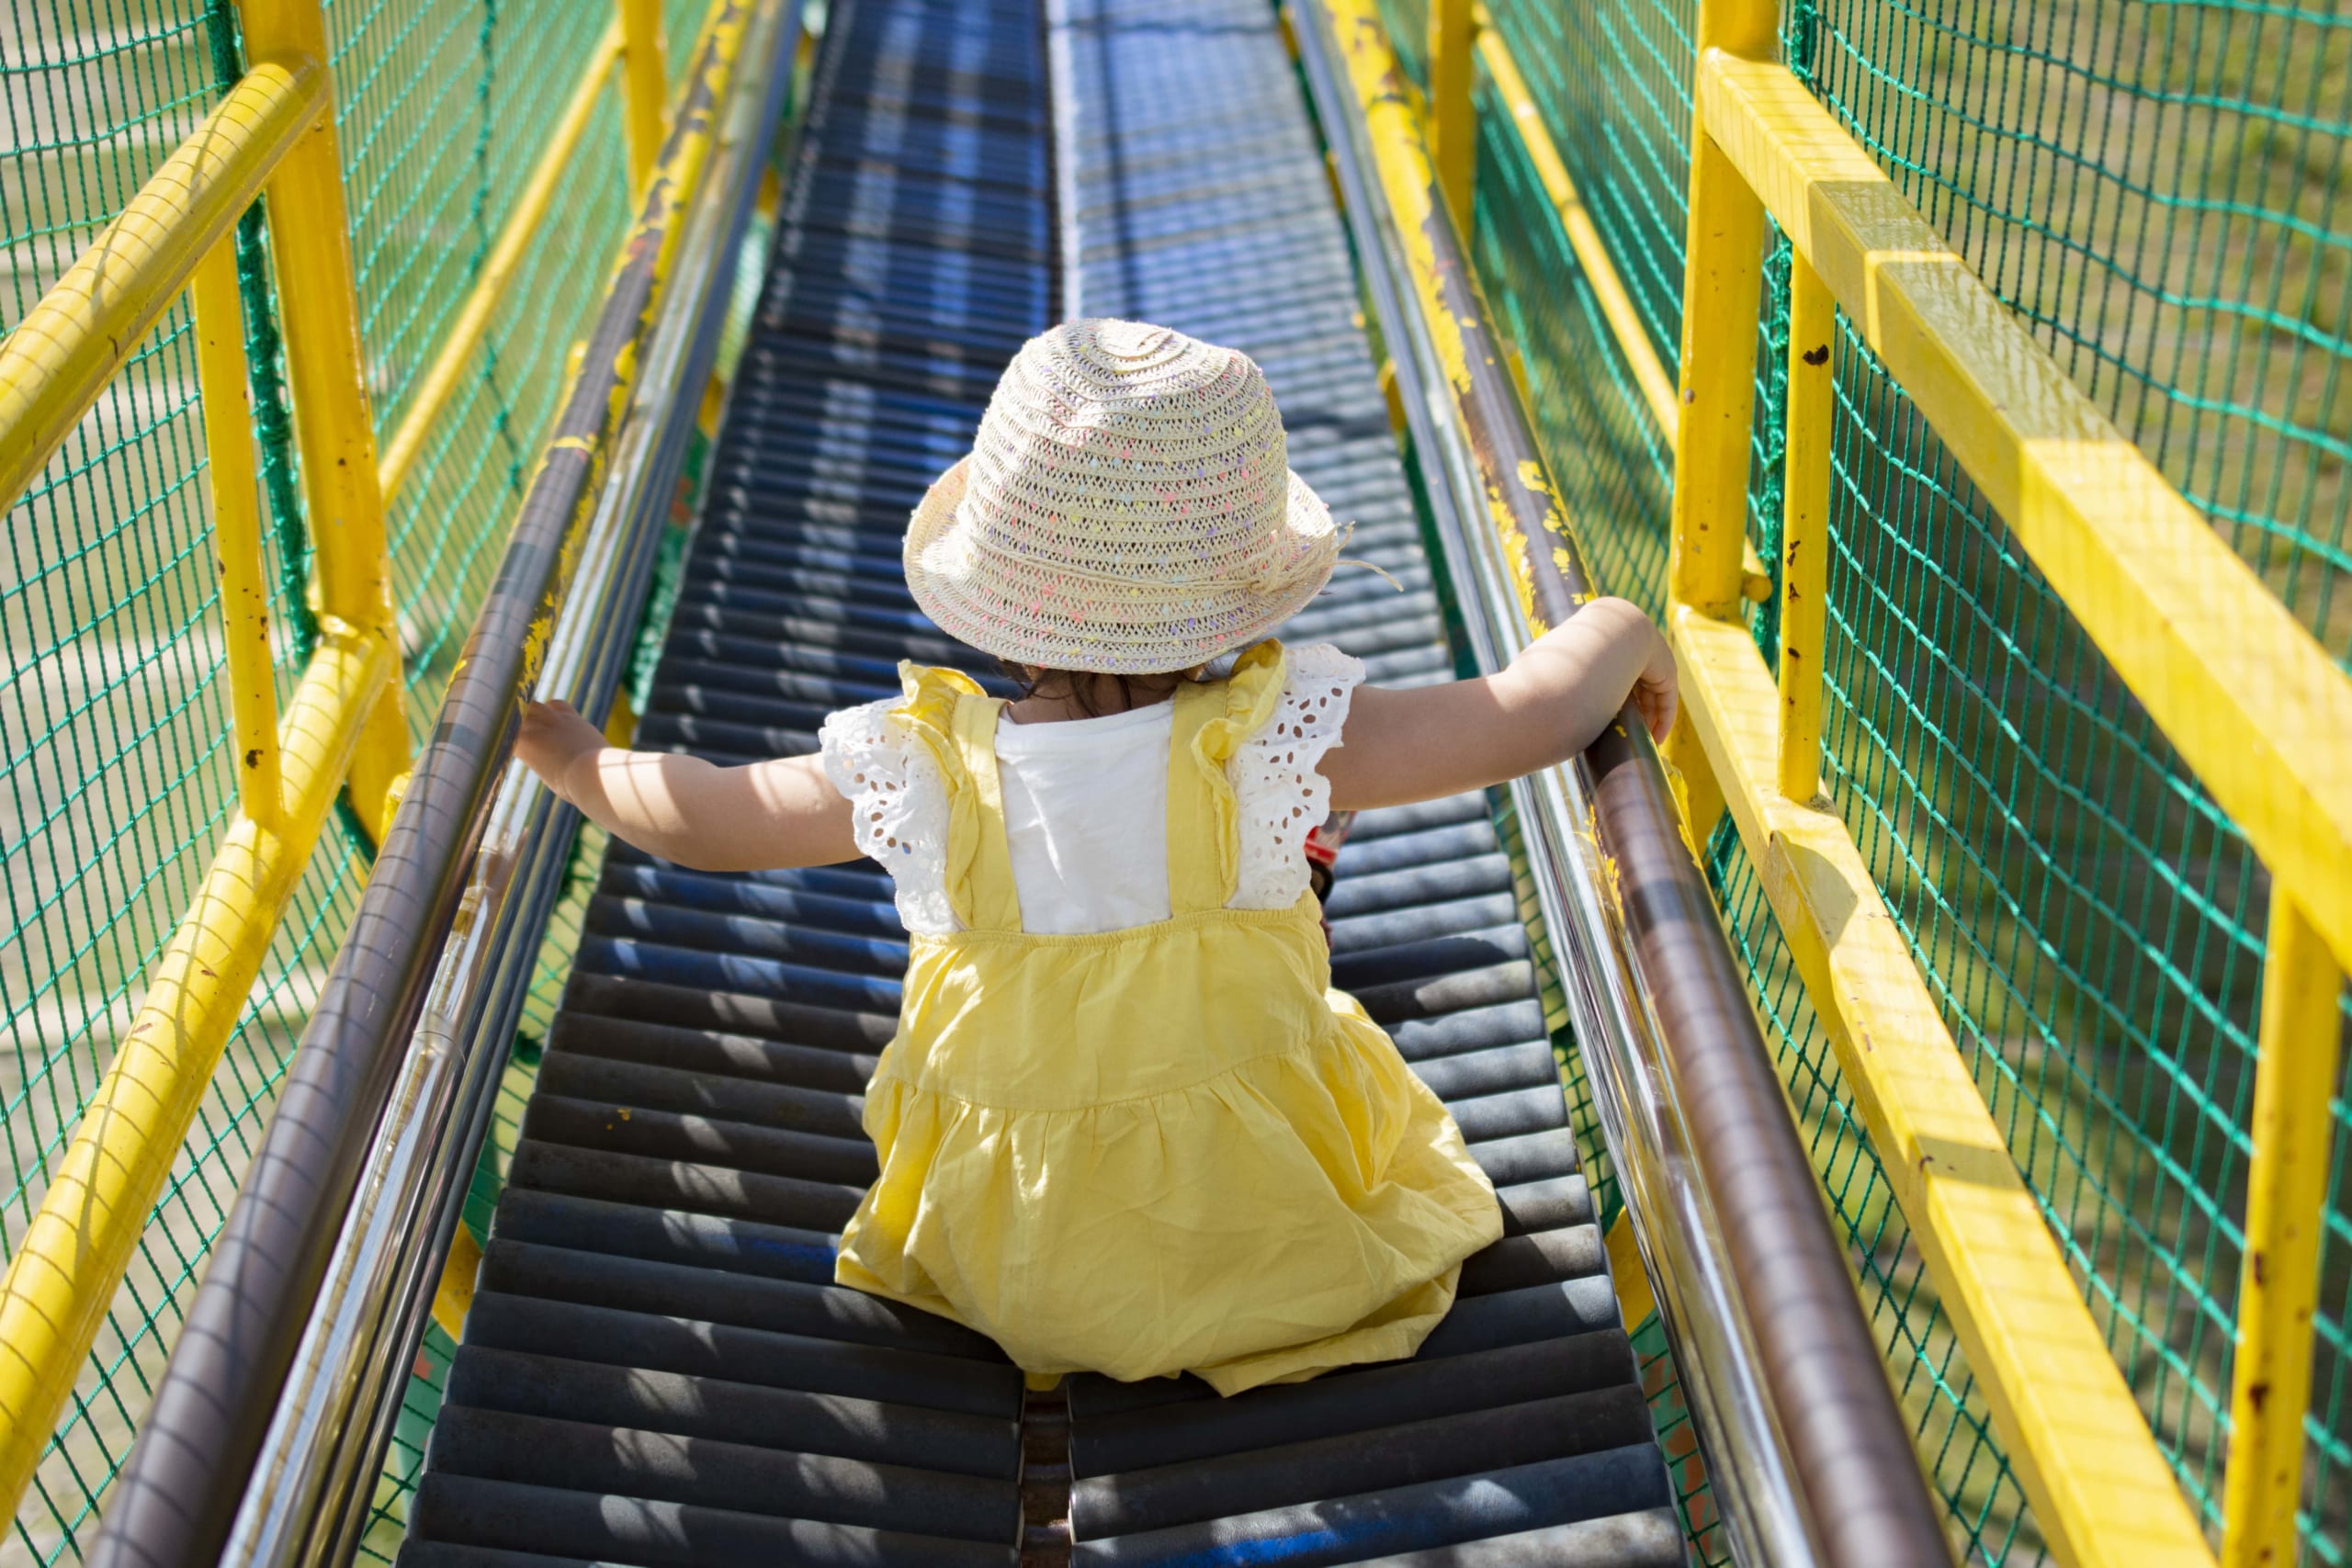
1456,0,2352,1562
0,4,718,1562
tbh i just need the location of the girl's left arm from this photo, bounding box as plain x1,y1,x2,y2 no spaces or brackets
515,699,860,872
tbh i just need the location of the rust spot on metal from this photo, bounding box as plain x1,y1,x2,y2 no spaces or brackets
1802,344,1828,367
244,748,263,768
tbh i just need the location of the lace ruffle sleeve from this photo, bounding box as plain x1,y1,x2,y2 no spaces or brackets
818,697,960,935
1227,641,1366,909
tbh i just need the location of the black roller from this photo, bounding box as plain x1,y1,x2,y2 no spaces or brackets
1066,1448,1675,1567
409,1473,1017,1568
531,1048,865,1133
1069,1332,1637,1477
522,1095,880,1187
442,1346,1020,1478
559,971,899,1051
545,1011,879,1095
475,1238,998,1359
462,1292,1022,1418
427,1405,1021,1543
506,1140,866,1231
1348,1509,1690,1567
1457,1229,1608,1296
489,1190,840,1286
1069,1385,1656,1538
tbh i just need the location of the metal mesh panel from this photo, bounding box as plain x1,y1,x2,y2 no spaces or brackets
1476,0,2352,1561
0,2,648,1559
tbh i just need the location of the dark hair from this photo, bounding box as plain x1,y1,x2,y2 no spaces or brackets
999,660,1211,718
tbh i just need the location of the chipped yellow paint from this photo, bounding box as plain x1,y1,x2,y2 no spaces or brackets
1489,486,1546,640
243,0,413,844
2222,889,2344,1568
1605,1211,1657,1328
1672,606,2212,1568
192,238,285,829
1326,0,1474,396
429,1224,484,1342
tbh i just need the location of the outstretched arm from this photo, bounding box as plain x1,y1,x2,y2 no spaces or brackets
514,700,860,872
1318,597,1676,811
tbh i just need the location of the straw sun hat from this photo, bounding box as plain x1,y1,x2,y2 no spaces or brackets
903,319,1344,675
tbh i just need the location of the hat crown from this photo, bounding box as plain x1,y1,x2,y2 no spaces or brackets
902,319,1343,675
956,319,1309,588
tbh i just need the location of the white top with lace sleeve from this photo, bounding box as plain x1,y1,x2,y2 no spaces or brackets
817,642,1367,936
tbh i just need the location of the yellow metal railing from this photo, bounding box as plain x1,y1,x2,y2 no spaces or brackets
0,0,685,1529
1406,3,2352,1566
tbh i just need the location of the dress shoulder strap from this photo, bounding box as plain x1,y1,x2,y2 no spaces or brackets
1163,640,1289,915
889,661,1023,932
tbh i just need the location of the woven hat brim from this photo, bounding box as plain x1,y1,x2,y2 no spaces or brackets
902,456,1341,675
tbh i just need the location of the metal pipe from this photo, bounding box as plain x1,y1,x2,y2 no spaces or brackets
1286,16,1814,1563
83,7,775,1565
1293,5,1951,1564
220,5,798,1550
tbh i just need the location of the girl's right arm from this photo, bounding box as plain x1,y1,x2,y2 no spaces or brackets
1318,596,1677,811
515,699,860,873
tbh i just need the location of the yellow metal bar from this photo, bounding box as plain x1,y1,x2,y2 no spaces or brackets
1425,0,1475,231
0,629,391,1525
1697,51,2352,977
1666,0,1776,619
1777,250,1832,802
0,60,322,519
1670,608,2213,1568
379,23,625,501
620,0,672,196
192,238,287,828
2222,889,2344,1568
243,0,412,843
1603,1211,1657,1330
1474,18,1677,436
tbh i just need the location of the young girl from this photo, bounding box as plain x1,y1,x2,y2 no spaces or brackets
517,320,1676,1395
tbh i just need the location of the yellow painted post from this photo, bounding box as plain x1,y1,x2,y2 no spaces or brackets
241,0,411,840
1426,0,1475,231
0,631,390,1526
2222,888,2345,1568
1777,250,1832,802
620,0,672,197
191,238,286,828
1667,0,1778,622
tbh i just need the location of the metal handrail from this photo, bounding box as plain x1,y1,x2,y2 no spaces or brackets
1291,3,1952,1564
220,4,801,1560
81,5,790,1562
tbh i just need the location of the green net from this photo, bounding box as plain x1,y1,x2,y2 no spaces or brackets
0,2,704,1560
1464,0,2352,1562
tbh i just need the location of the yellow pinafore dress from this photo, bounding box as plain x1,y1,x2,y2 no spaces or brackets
834,646,1504,1395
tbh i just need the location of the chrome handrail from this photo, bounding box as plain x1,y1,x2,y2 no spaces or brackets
1291,4,1950,1565
219,7,800,1553
85,5,799,1563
